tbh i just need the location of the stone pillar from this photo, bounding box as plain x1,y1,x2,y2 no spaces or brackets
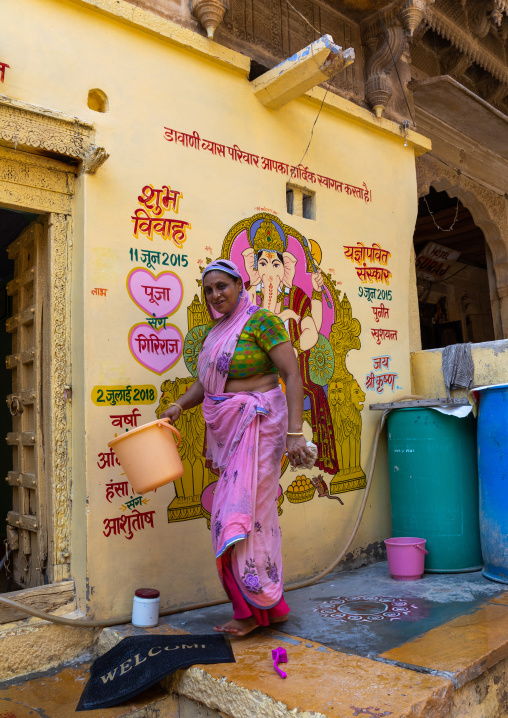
494,250,508,340
498,286,508,339
485,244,503,340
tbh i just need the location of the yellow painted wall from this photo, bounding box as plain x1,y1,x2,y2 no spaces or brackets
2,0,430,619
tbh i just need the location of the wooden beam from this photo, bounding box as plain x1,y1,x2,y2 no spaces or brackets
5,349,36,369
0,581,75,624
5,306,35,332
252,35,355,110
6,471,37,489
6,432,36,446
7,510,39,532
6,268,35,294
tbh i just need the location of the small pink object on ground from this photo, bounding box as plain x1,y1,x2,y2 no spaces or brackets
271,647,288,678
384,537,428,581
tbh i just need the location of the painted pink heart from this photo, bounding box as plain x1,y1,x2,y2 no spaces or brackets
129,323,184,375
127,268,183,317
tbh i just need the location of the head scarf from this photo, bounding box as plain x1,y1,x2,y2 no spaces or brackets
202,259,243,281
202,259,244,321
198,260,257,395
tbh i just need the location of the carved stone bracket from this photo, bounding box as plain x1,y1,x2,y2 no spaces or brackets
399,0,428,37
191,0,229,40
362,0,432,117
439,46,472,78
82,146,110,174
0,96,109,174
477,77,508,106
469,0,492,39
365,24,407,117
491,0,508,27
427,6,508,85
454,0,508,38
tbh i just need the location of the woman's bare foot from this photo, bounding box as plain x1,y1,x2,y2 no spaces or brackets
270,613,289,625
213,616,259,636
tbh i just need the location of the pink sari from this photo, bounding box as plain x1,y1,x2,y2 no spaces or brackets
197,289,289,613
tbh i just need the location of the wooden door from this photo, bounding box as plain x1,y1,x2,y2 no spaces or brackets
4,222,47,588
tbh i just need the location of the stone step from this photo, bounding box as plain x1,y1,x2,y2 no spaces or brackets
3,613,508,718
0,610,97,683
0,662,225,718
99,617,508,718
5,567,508,717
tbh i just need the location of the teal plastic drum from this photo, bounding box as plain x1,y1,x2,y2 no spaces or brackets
387,408,482,573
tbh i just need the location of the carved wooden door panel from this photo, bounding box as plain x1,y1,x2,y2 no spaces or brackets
5,222,47,588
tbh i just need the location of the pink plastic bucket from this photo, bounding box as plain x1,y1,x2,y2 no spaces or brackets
384,537,428,581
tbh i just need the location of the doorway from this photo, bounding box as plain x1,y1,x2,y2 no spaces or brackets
0,207,47,590
414,188,496,350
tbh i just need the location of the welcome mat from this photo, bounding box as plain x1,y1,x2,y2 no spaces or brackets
76,634,235,711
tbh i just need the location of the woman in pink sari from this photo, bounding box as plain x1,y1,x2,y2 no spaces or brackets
163,259,310,636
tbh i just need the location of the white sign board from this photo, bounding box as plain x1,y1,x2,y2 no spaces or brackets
415,242,461,281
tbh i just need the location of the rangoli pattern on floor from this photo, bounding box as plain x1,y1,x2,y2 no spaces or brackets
314,596,420,622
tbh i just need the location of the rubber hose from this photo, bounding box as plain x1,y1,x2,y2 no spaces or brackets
0,396,424,627
285,394,424,592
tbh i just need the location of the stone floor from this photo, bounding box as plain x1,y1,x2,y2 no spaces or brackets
2,562,508,717
170,561,507,663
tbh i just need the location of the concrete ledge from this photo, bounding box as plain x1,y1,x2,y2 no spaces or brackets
411,339,508,398
381,595,508,689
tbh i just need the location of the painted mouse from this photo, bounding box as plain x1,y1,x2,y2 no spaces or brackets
311,474,344,505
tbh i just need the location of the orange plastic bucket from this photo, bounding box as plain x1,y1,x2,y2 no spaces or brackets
108,419,184,494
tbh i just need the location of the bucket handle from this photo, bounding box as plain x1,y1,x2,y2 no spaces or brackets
157,418,182,448
415,544,428,554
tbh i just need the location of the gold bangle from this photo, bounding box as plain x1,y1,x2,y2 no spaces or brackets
312,289,323,302
287,431,304,436
169,402,183,412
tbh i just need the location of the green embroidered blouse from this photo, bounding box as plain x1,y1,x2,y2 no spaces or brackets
203,308,289,378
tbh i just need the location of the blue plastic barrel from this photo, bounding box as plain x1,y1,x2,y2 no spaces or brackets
476,384,508,583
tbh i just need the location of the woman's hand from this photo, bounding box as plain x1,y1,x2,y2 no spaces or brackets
286,434,310,468
268,343,306,467
161,404,182,424
157,380,205,424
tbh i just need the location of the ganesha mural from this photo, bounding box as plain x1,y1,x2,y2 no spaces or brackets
237,218,338,476
156,212,365,525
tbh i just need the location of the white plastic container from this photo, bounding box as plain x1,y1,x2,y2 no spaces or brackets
132,588,160,627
